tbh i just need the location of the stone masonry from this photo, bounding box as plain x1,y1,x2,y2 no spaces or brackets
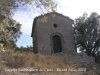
31,12,76,55
31,12,99,70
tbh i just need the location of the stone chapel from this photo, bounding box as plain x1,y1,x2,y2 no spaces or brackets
31,12,76,55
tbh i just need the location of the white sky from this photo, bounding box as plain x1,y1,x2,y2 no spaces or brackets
13,0,100,47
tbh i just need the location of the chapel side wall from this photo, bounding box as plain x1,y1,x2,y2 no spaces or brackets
52,15,76,54
62,19,76,54
36,18,51,54
36,14,76,54
33,25,38,54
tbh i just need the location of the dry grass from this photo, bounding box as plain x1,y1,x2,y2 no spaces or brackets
0,49,99,75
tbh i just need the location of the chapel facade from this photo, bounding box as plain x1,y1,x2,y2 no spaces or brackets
31,12,76,54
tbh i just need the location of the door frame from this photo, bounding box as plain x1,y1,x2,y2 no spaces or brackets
50,33,64,54
52,35,62,53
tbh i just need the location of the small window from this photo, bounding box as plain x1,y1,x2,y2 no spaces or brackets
54,24,57,28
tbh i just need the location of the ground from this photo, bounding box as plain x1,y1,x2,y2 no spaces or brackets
0,49,100,75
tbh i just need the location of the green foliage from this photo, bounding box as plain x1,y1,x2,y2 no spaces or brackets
0,0,57,18
0,17,22,49
74,12,100,62
95,51,100,63
35,0,57,13
0,0,56,50
15,45,33,53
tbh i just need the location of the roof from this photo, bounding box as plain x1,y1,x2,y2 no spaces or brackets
31,12,73,37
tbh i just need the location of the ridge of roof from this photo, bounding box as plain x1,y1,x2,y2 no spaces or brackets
31,12,73,37
34,11,73,22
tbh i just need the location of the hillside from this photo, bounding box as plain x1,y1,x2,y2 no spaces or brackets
0,49,100,75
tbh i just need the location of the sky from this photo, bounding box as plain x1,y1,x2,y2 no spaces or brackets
13,0,100,47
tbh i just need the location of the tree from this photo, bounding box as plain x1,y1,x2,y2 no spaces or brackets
0,0,57,18
0,0,56,50
74,12,100,57
0,17,22,49
15,45,33,53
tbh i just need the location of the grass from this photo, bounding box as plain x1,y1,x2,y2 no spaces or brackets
0,49,99,75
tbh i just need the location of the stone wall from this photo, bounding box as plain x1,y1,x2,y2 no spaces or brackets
32,12,76,54
52,52,96,67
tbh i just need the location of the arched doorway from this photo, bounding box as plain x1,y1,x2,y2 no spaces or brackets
52,35,62,53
